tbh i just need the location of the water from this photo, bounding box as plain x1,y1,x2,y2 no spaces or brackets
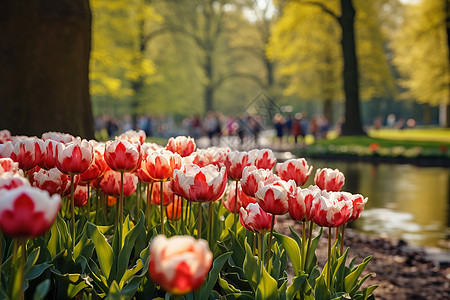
304,159,450,249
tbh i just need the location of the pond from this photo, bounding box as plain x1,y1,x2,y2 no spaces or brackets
304,159,450,249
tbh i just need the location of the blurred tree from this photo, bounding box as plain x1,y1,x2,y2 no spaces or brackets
270,0,395,134
0,0,94,138
391,0,450,127
90,0,161,124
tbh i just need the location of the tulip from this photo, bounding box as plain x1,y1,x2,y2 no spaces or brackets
224,150,254,181
166,197,182,221
148,235,213,295
0,186,60,300
143,149,182,234
33,167,75,196
42,131,74,144
0,129,11,144
100,170,138,198
166,136,196,157
240,166,279,198
207,147,230,167
116,129,146,145
73,184,88,207
189,149,212,167
314,168,345,192
346,192,368,222
0,158,21,175
79,145,108,182
0,141,14,159
12,138,45,171
222,182,256,213
0,186,60,238
249,148,277,170
0,172,30,190
151,180,173,206
104,140,141,173
255,182,290,216
276,158,313,187
39,139,60,170
239,203,274,234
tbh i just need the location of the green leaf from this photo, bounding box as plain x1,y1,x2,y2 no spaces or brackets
255,263,279,300
87,222,114,280
315,273,331,300
286,275,307,300
120,259,143,288
306,227,322,273
27,263,52,281
333,248,349,292
273,232,301,276
243,238,260,292
116,211,145,282
200,251,232,299
345,256,372,294
33,279,50,300
50,267,92,299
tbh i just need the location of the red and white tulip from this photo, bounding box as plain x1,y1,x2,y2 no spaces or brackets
240,203,275,234
276,158,313,187
314,168,345,192
166,136,196,157
104,140,141,173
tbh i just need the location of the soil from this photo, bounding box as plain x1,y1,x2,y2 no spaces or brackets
276,217,450,300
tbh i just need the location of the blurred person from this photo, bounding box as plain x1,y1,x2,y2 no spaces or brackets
319,115,329,139
291,113,303,145
273,113,285,144
191,114,202,140
204,111,218,146
249,115,264,148
284,113,293,143
386,114,396,128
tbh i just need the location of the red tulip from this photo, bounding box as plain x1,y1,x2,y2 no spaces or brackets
345,192,368,222
148,235,213,295
172,164,227,203
255,181,290,215
314,168,345,192
240,165,279,198
0,158,21,175
166,136,196,157
99,170,137,197
224,150,254,181
33,167,77,196
12,138,45,171
240,203,275,234
104,140,141,173
0,186,60,238
222,182,256,213
249,149,277,170
0,172,30,190
56,138,93,175
151,180,174,206
79,145,108,182
208,147,230,166
311,191,353,227
143,149,182,182
73,184,88,207
0,129,11,144
189,149,212,167
41,131,74,144
38,139,60,170
116,129,146,145
276,158,313,187
288,185,322,222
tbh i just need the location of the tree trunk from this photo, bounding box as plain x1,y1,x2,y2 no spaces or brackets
339,0,365,136
323,98,333,126
445,0,450,127
204,53,214,113
0,0,94,139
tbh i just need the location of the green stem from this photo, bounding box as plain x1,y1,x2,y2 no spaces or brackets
146,182,153,229
340,224,346,255
187,201,192,228
305,220,314,271
301,221,306,273
197,203,203,239
136,181,141,219
180,197,185,231
87,182,91,221
233,180,238,233
95,185,100,224
265,214,276,270
160,181,165,235
252,232,257,256
207,202,213,246
18,239,26,300
327,227,332,288
119,171,124,250
70,175,75,252
259,232,264,270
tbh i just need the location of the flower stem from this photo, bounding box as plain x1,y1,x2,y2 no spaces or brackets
160,181,165,235
136,181,141,220
87,182,91,221
301,220,306,273
327,227,332,288
340,224,346,255
95,185,100,224
253,232,257,256
146,182,153,229
197,203,203,239
265,214,276,270
70,174,75,252
259,232,264,270
119,171,124,250
207,202,213,245
305,220,314,271
233,180,238,233
17,239,26,300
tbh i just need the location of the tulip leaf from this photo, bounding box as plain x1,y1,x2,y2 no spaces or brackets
27,262,52,281
33,279,50,300
50,267,92,299
286,275,307,300
306,227,322,274
273,232,301,276
333,248,349,292
243,237,260,292
87,222,114,280
116,211,145,282
200,251,232,300
255,263,279,300
315,273,331,300
345,256,372,295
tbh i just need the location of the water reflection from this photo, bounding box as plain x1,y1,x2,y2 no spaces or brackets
305,159,450,249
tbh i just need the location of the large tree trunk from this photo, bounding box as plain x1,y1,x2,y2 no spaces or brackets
445,0,450,127
339,0,365,136
0,0,94,139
